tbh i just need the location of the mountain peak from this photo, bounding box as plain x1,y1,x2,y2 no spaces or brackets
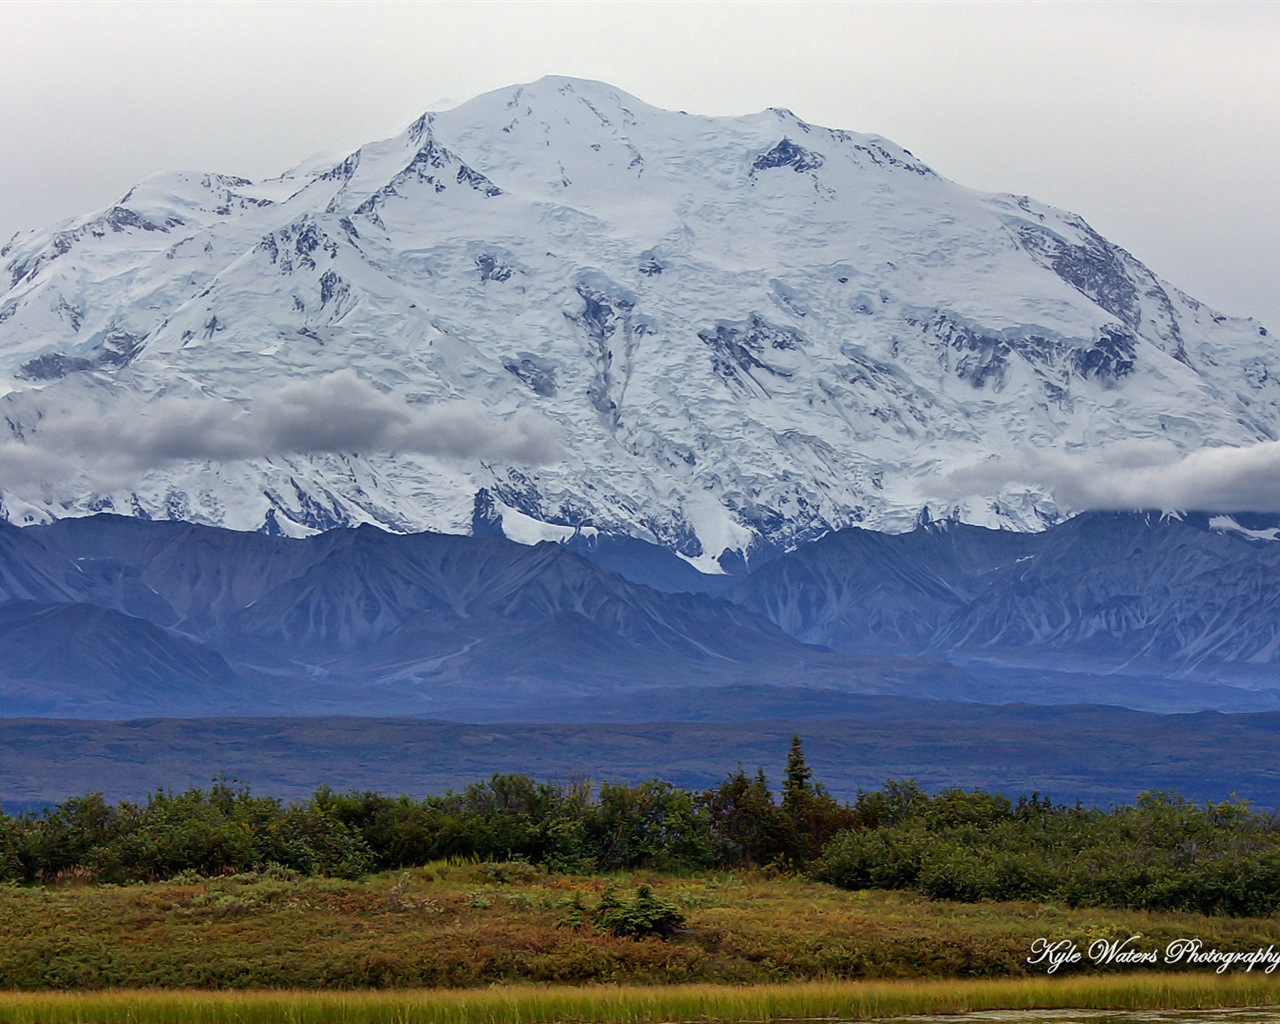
0,79,1274,565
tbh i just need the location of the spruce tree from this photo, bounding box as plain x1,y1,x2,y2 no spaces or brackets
781,735,814,865
782,735,814,815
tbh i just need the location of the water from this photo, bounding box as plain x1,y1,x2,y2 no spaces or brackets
875,1010,1280,1023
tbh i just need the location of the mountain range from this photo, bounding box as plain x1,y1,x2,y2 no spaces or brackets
1,77,1279,767
1,512,1277,720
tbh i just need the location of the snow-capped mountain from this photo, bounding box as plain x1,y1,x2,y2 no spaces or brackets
1,76,1274,568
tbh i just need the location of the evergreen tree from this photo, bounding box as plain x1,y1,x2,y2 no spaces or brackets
781,735,814,866
782,735,814,816
780,736,857,866
701,765,787,867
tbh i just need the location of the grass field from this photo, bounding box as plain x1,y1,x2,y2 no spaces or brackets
1,975,1280,1024
3,863,1279,992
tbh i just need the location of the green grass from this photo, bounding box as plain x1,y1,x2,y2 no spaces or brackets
2,864,1279,994
1,975,1280,1024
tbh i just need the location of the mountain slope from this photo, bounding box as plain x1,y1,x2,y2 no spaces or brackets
0,599,251,717
0,515,980,719
0,514,1278,720
0,77,1274,566
729,511,1280,684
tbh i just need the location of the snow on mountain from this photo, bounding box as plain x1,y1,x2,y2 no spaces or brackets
1,75,1275,568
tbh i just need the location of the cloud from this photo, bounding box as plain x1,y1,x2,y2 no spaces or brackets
0,370,562,491
942,438,1280,513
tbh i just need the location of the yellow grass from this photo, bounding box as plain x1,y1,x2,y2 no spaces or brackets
1,974,1279,1024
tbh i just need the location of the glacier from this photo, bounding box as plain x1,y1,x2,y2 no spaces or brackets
0,75,1275,569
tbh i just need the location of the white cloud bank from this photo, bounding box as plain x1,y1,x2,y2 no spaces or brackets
944,439,1280,513
0,370,561,491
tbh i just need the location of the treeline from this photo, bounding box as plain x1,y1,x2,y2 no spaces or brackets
2,738,1278,916
810,781,1280,917
0,739,839,884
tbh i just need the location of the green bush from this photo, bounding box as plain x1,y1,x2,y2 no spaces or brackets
814,786,1280,916
590,780,713,872
5,756,1279,919
811,827,928,891
593,883,686,939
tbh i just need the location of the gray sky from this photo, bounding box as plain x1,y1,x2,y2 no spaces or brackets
2,1,1278,330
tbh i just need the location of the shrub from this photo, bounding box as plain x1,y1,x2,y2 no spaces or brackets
593,883,686,939
811,827,928,891
590,780,713,872
478,860,540,885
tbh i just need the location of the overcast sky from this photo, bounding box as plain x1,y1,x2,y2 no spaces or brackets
2,1,1278,331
